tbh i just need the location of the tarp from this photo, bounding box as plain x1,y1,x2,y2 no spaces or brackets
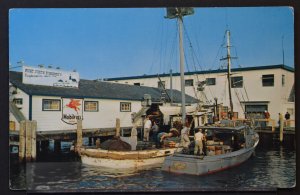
159,105,197,116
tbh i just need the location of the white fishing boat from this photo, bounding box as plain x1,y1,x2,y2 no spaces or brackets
79,125,182,169
80,146,178,169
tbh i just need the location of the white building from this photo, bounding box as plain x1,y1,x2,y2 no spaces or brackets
105,65,295,121
9,69,198,133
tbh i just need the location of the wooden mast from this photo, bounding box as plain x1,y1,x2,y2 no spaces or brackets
221,30,235,119
165,7,194,124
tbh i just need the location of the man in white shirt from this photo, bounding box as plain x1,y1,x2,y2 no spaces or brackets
194,128,204,155
180,125,190,152
143,116,152,141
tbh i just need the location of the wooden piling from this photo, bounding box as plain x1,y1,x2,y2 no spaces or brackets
19,121,26,163
116,118,121,137
31,121,37,161
279,113,284,142
271,119,275,132
76,119,83,151
25,120,32,161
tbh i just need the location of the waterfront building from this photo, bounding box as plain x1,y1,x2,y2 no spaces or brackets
9,67,198,133
105,65,295,121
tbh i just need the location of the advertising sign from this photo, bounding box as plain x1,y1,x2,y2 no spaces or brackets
22,66,79,88
61,98,83,125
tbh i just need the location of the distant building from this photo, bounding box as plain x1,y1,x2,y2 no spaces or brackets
105,65,295,121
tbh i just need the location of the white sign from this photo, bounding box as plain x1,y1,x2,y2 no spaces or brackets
22,66,79,88
61,98,83,125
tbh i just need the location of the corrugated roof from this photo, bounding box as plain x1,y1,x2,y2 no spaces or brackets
9,71,198,104
104,64,294,81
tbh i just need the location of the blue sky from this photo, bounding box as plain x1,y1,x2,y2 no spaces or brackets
9,7,294,79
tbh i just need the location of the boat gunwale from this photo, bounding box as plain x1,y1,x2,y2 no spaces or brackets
79,147,178,160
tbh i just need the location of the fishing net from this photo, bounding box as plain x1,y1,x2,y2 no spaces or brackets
100,137,131,151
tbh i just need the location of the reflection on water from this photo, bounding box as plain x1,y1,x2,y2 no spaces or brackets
11,143,296,192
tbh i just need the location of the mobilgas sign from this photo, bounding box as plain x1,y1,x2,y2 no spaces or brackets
22,66,79,88
61,98,83,125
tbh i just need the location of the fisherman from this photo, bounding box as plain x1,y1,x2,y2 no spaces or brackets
278,113,283,126
194,128,205,156
131,125,138,150
151,121,159,146
143,115,152,142
157,128,179,148
180,123,190,154
263,110,270,127
285,111,291,127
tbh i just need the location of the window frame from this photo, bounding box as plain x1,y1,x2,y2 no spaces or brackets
13,98,23,105
282,74,285,87
84,101,99,112
42,99,61,111
120,102,131,112
185,79,194,87
206,78,216,86
262,74,274,87
231,76,243,88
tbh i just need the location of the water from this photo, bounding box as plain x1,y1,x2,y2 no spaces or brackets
10,142,295,192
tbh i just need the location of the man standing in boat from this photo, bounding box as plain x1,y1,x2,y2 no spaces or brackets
180,123,190,154
194,128,205,156
143,115,152,142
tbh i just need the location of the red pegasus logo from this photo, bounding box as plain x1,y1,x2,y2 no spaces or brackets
66,99,81,113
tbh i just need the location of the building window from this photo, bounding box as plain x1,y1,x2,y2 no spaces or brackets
84,101,98,112
42,99,61,111
206,78,216,85
13,98,23,105
134,83,140,86
120,102,131,112
282,75,285,86
231,76,243,88
158,81,165,89
185,79,194,86
262,74,274,87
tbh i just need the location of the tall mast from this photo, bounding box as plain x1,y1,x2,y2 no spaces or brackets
165,7,194,125
226,30,234,117
220,30,235,118
178,15,186,124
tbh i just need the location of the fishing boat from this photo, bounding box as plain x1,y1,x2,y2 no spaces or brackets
162,124,259,175
79,124,182,169
80,146,178,169
161,7,259,175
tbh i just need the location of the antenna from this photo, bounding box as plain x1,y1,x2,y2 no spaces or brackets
282,35,285,65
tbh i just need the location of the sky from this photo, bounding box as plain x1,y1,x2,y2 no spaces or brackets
9,7,294,80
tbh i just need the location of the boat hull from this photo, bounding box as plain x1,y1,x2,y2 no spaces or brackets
80,147,178,169
162,136,259,175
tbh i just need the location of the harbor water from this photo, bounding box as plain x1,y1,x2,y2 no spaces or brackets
10,139,295,192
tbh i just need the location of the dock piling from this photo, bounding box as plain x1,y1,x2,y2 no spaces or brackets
116,118,121,137
76,119,83,152
279,113,284,143
19,121,26,162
